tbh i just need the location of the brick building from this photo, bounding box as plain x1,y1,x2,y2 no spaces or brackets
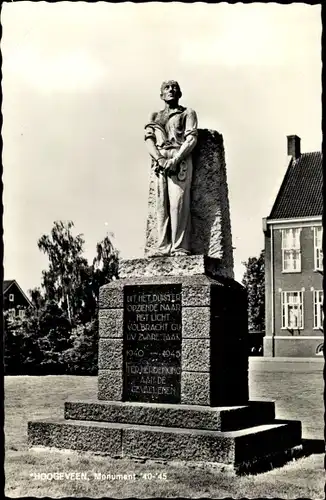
3,279,33,319
263,135,323,357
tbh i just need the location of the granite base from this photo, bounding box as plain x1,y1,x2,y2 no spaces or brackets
28,413,302,474
98,272,249,406
64,400,276,431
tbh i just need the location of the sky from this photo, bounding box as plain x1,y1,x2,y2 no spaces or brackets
2,2,322,294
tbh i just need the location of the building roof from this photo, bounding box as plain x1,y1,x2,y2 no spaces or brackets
3,279,33,307
268,151,323,220
3,280,15,293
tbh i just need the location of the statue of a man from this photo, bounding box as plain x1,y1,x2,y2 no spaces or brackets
144,81,198,257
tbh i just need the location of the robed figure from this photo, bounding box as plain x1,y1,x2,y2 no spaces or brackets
144,81,198,257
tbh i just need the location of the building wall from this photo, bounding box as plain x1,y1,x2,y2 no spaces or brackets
264,336,324,357
264,220,323,357
4,283,31,316
264,229,273,348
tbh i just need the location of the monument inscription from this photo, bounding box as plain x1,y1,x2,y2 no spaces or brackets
123,284,182,403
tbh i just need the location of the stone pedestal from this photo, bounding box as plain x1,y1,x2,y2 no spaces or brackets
97,256,248,406
28,257,303,474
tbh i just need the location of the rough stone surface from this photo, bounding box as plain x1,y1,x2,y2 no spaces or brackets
65,401,222,430
119,255,205,278
182,307,210,338
191,130,233,269
182,284,211,307
123,425,235,463
181,372,210,405
28,419,122,455
144,129,234,279
204,256,233,280
99,286,123,309
182,339,210,371
220,401,276,431
121,420,301,465
99,309,123,338
98,370,123,401
64,400,276,432
119,255,230,279
98,339,123,370
27,418,302,474
99,275,218,309
101,274,220,288
98,275,249,405
233,420,302,464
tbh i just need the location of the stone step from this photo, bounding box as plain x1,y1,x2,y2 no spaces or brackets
64,399,275,432
28,417,302,474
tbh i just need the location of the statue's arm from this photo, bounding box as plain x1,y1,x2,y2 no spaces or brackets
173,108,198,164
145,138,163,162
144,112,164,163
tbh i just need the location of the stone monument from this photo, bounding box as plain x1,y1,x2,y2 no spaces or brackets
28,81,302,474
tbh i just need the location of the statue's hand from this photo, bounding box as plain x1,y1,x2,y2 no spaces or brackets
154,157,167,176
164,157,178,176
157,157,167,168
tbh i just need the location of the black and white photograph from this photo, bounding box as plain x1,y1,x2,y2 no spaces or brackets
2,1,323,498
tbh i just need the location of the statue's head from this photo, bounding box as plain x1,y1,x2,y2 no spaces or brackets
160,80,182,103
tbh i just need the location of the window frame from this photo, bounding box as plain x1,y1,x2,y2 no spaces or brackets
281,228,302,273
313,226,323,271
313,290,324,330
9,293,14,302
18,309,25,319
8,309,15,319
281,291,304,330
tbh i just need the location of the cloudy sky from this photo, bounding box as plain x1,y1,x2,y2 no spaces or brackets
2,2,322,294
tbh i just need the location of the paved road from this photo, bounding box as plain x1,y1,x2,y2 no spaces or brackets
249,357,323,440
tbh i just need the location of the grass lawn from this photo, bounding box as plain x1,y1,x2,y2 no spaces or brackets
4,359,325,498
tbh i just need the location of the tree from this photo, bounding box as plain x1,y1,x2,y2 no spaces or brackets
242,250,265,333
70,233,119,325
61,319,99,375
3,312,35,374
4,221,119,375
38,222,119,325
4,301,72,375
92,234,119,289
28,287,45,311
61,234,119,367
37,220,89,324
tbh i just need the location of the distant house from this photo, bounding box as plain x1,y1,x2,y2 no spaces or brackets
3,280,33,320
263,135,323,357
